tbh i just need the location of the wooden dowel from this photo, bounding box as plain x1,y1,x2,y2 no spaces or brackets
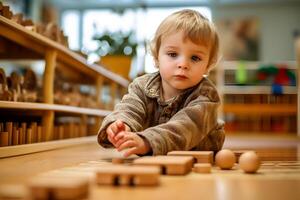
19,128,24,145
13,128,19,145
21,122,27,144
37,126,42,143
5,122,13,146
12,129,19,145
26,128,32,144
0,132,9,147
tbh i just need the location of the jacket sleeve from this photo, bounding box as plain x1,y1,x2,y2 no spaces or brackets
97,78,148,147
138,89,223,155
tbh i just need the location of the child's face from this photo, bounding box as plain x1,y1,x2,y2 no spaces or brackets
157,30,210,94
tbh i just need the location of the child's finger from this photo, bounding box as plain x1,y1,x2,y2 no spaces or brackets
110,123,119,135
115,134,129,148
116,120,125,130
123,147,138,157
107,129,116,145
114,131,127,141
117,140,136,152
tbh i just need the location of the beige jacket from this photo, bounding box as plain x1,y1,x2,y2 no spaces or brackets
97,72,225,155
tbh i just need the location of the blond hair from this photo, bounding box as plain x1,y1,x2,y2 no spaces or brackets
150,9,220,70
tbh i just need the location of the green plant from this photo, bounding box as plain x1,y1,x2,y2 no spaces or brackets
93,31,138,57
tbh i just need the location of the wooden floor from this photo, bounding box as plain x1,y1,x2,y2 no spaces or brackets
0,134,299,200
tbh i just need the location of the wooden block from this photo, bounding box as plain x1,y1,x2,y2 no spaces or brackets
95,165,160,186
21,19,34,26
11,13,23,24
133,156,194,175
29,176,89,200
2,6,12,19
0,132,9,147
167,151,214,164
193,163,211,173
112,158,124,164
0,184,28,199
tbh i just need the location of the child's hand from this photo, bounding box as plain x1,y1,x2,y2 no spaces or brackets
114,131,151,157
106,120,130,146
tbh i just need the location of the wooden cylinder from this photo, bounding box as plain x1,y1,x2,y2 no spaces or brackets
12,127,19,145
5,122,13,146
18,128,24,145
37,126,42,143
0,132,9,147
26,128,32,144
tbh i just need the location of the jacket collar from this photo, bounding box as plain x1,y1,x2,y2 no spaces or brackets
144,71,201,101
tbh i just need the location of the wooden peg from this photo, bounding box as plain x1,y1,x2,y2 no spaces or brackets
167,151,214,164
0,132,9,147
5,122,13,146
12,127,19,145
133,156,194,175
26,128,32,144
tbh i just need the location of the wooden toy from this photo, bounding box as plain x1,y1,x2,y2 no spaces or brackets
95,165,160,186
193,163,212,173
112,158,124,164
233,150,255,163
133,156,194,175
11,13,23,24
239,151,260,173
29,176,89,200
167,151,214,164
0,131,8,146
215,149,236,170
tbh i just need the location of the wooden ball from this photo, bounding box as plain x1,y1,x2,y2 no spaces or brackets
215,149,235,170
239,151,260,173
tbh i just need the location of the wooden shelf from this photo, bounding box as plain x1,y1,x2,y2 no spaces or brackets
221,85,297,94
0,101,112,116
0,16,129,87
223,103,297,115
0,135,96,158
221,60,297,70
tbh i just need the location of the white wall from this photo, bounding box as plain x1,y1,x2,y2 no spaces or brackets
212,4,300,61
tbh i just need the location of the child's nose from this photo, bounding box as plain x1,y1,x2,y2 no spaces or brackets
177,58,189,69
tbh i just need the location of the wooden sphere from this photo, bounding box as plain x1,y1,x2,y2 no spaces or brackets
215,149,236,170
239,151,260,173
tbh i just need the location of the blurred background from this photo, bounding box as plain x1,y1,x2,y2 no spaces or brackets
0,0,299,149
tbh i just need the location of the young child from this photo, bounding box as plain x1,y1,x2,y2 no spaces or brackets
97,9,225,157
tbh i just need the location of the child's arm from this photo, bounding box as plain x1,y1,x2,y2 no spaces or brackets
137,92,224,155
97,76,148,147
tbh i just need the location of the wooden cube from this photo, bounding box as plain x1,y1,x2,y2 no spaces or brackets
133,155,194,175
167,151,214,164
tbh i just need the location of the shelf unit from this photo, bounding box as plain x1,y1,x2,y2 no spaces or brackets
0,15,129,157
216,60,298,135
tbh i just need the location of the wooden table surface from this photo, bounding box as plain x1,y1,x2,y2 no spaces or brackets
0,136,299,200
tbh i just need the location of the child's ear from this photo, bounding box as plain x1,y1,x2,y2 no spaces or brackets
154,58,159,68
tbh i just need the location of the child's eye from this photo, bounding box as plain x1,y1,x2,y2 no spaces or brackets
167,52,177,57
191,55,201,62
